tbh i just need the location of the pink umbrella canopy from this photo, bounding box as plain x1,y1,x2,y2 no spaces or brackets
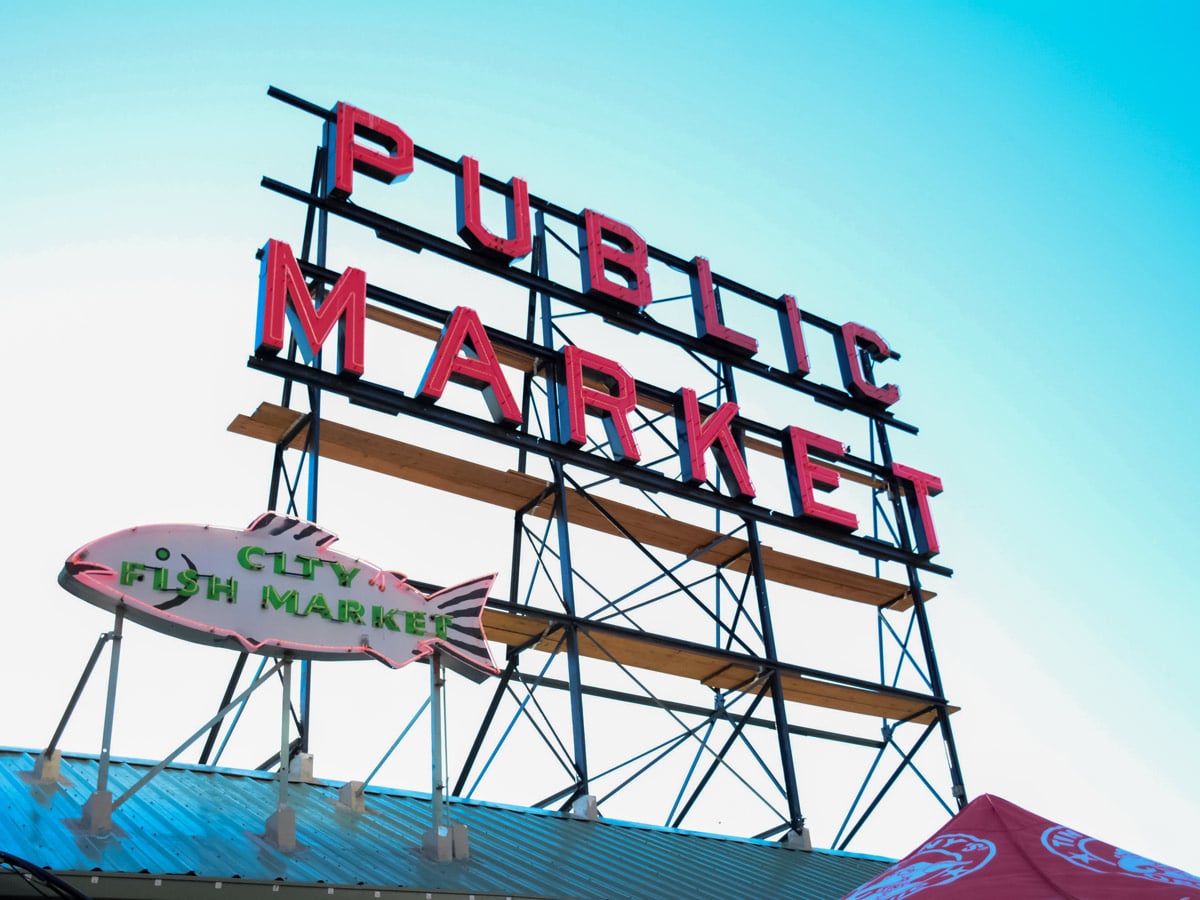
843,794,1199,899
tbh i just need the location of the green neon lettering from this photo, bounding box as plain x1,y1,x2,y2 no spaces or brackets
330,562,360,588
207,576,238,603
372,606,400,631
295,556,324,579
237,546,266,571
405,611,426,635
119,561,145,586
152,567,170,591
262,585,299,613
304,594,333,620
433,614,451,639
338,600,365,625
272,553,287,575
177,569,200,597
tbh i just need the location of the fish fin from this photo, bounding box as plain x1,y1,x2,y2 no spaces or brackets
429,574,495,615
429,575,498,675
369,571,408,591
246,512,339,549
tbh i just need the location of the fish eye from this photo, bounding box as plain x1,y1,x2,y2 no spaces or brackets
156,548,170,561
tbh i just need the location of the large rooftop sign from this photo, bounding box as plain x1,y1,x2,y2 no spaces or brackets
38,89,965,852
252,95,947,571
239,87,967,842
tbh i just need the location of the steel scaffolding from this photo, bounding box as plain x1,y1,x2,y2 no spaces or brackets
214,86,967,849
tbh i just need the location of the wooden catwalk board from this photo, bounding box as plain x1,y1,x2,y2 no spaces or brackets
229,402,928,610
481,606,953,724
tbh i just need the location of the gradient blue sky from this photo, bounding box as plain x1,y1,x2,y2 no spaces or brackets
3,0,1197,872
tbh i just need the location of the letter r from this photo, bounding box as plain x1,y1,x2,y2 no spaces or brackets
558,345,641,462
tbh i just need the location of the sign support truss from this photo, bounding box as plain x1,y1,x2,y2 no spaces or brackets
210,88,972,850
31,606,287,837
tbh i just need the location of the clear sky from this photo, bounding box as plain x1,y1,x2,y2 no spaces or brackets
3,0,1197,874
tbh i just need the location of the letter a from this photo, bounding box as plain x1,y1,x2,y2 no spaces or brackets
417,306,522,425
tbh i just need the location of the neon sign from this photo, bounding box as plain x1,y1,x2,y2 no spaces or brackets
59,512,499,673
253,96,947,565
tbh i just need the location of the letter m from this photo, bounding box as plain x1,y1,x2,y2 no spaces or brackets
255,238,367,377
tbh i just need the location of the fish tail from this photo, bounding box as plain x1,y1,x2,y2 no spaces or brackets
428,574,498,675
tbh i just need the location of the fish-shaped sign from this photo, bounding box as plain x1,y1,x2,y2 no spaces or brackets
58,512,499,675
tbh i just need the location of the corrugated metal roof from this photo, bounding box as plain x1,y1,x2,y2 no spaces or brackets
0,747,890,899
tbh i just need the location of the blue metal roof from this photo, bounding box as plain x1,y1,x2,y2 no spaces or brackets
0,747,890,899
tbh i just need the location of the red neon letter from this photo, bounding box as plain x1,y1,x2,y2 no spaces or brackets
836,322,900,406
891,462,943,556
255,239,366,377
690,257,757,356
456,156,532,262
778,294,811,376
328,102,414,199
782,426,858,531
675,388,755,498
558,345,641,462
417,306,522,426
579,210,652,308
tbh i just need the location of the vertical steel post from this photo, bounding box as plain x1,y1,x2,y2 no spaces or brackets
507,231,543,608
296,129,333,759
537,212,590,804
263,655,298,851
718,351,806,833
873,419,967,809
861,342,966,811
430,651,445,836
515,231,542,475
744,525,805,831
95,607,125,796
278,658,292,811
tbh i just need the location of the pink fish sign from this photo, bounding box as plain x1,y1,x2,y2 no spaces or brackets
58,513,499,675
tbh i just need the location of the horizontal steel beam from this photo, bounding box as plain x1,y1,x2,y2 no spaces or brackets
261,173,919,435
247,355,951,577
512,673,884,749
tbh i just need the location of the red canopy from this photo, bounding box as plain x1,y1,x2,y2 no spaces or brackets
843,794,1199,899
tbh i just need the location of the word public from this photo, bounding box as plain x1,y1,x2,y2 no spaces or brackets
254,102,944,556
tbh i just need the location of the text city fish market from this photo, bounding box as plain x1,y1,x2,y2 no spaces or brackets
254,101,944,557
118,552,451,637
